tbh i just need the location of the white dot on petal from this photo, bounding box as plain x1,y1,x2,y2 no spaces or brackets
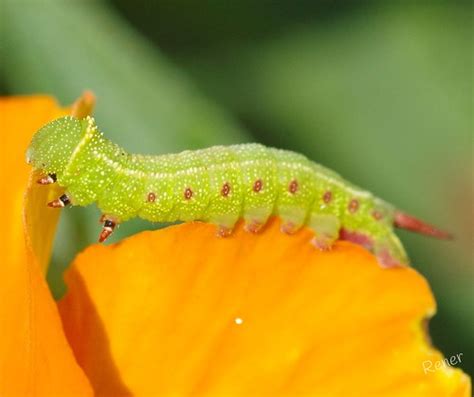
234,317,243,325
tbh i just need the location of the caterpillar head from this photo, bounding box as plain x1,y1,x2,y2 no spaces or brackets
26,116,86,177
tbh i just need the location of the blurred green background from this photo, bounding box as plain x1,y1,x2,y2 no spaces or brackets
1,0,472,378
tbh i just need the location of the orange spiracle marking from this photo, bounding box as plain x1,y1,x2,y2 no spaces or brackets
147,192,156,203
323,191,332,204
348,199,359,213
221,182,231,197
253,179,263,193
184,188,193,200
289,179,298,194
372,210,383,220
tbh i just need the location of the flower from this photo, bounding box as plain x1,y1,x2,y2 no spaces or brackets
0,94,470,396
1,94,93,396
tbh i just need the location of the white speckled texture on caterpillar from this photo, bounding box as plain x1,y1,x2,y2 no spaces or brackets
27,115,452,267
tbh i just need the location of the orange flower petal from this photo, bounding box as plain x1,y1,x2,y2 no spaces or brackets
59,219,470,396
2,96,66,272
0,96,93,396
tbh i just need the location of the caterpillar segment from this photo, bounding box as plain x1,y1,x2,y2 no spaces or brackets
27,116,451,268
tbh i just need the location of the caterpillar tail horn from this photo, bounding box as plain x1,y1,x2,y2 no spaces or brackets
394,211,452,239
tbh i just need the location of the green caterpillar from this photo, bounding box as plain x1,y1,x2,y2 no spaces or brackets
26,116,450,267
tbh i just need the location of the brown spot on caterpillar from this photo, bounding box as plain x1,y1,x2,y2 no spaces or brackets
323,191,332,204
253,179,263,193
289,179,298,194
372,210,383,220
221,182,231,197
349,199,359,213
184,188,193,200
147,192,156,203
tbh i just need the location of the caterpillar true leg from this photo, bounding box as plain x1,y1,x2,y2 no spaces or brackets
37,173,57,185
47,193,71,208
99,218,117,243
308,214,341,251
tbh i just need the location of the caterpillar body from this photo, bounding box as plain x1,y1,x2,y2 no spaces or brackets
26,116,450,268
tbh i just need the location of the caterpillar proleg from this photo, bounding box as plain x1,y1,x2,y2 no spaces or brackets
26,116,451,267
